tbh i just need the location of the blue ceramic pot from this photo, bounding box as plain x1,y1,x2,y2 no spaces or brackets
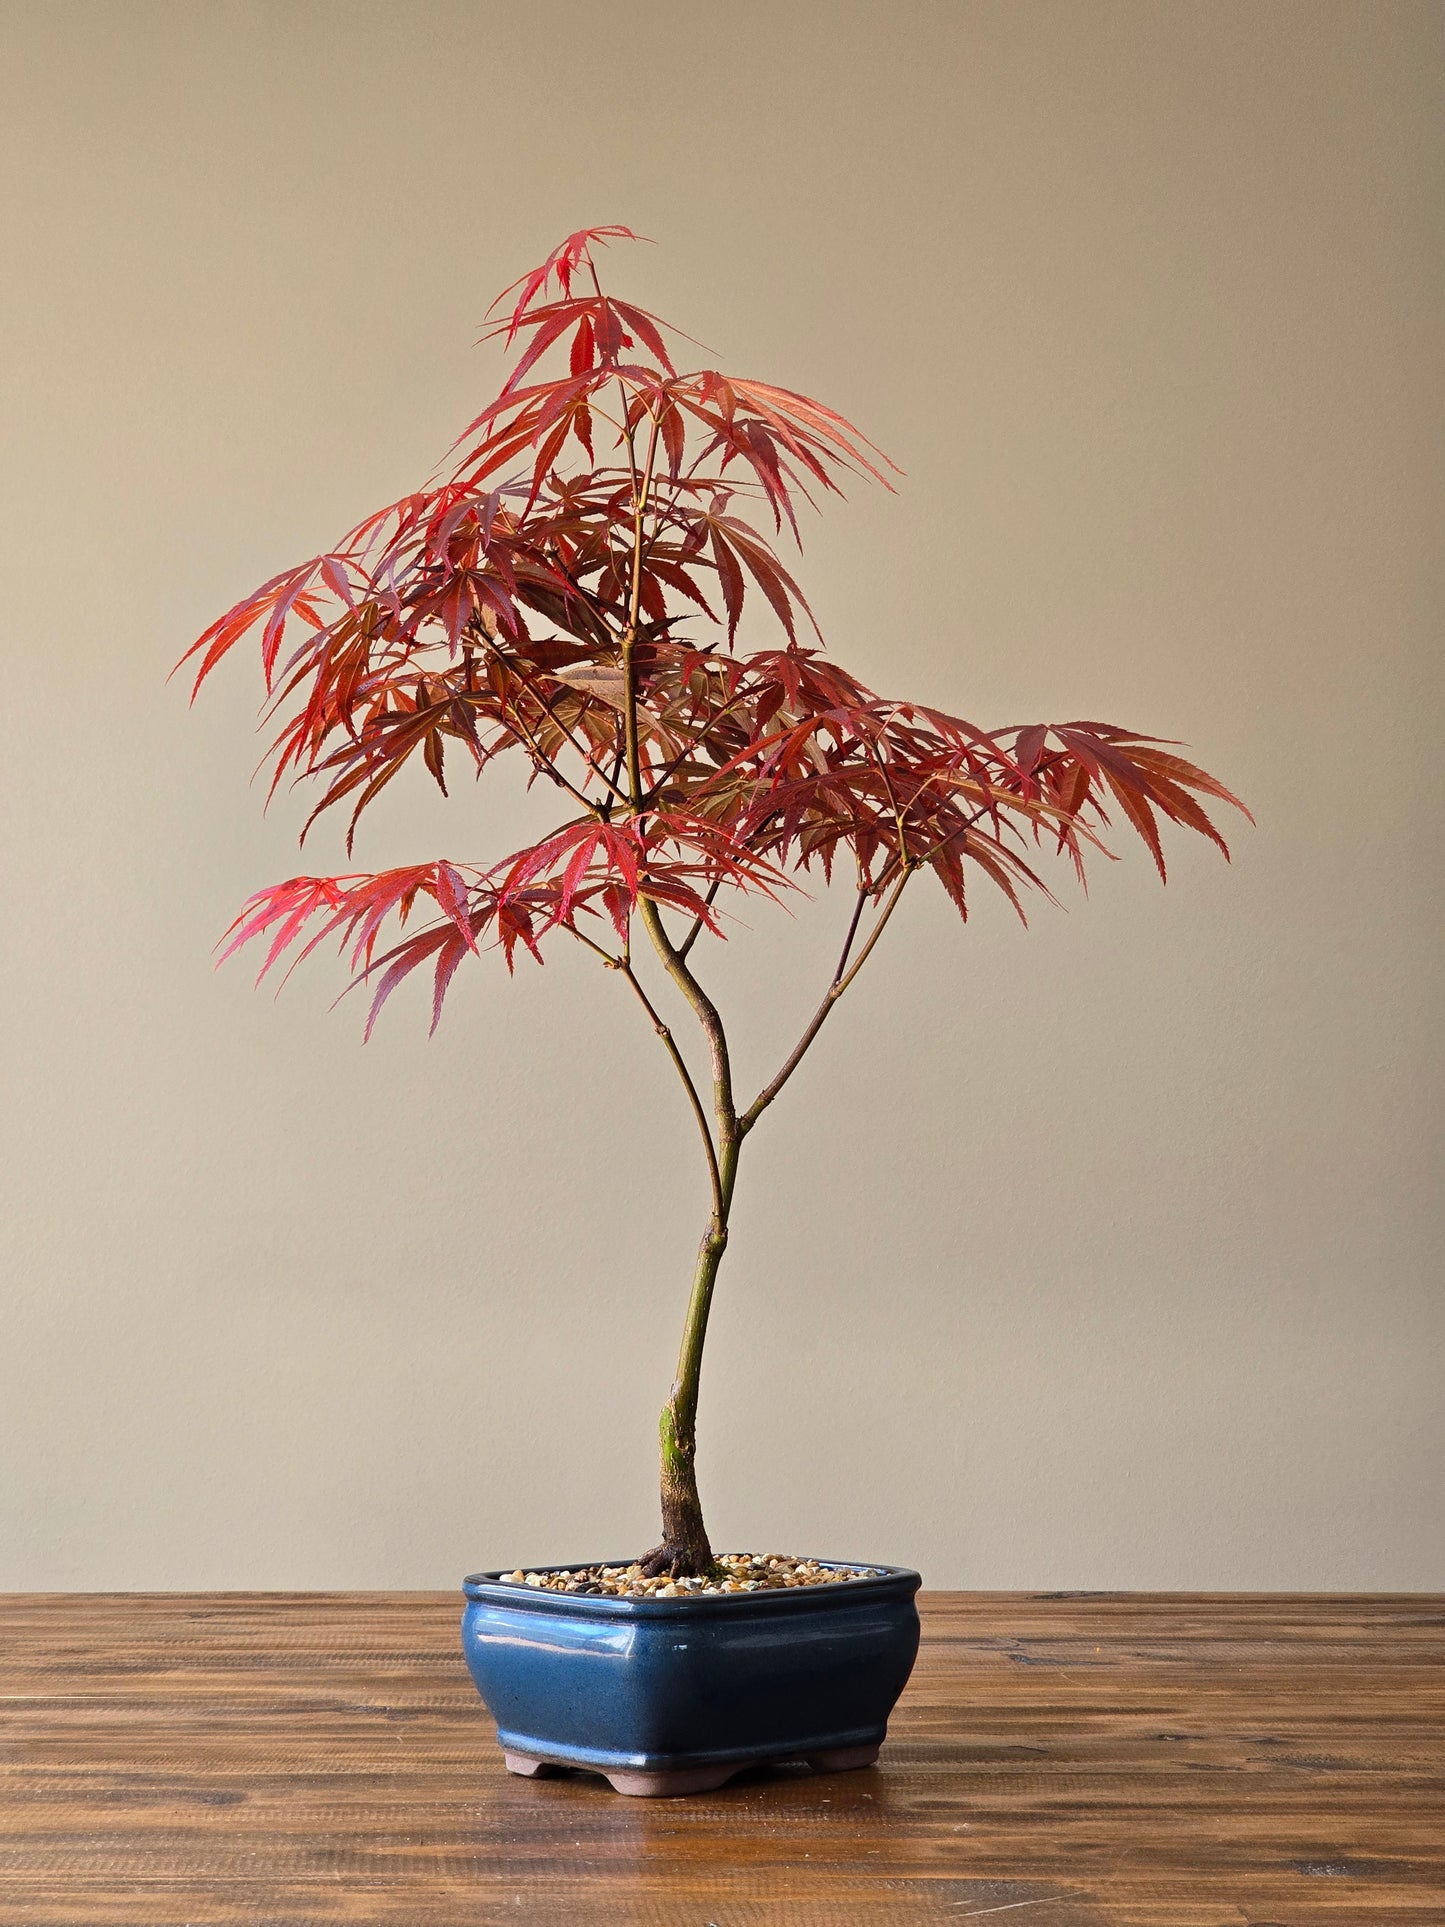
461,1559,922,1796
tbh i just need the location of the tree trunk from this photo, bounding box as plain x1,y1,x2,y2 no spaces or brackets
629,897,741,1581
639,1216,730,1578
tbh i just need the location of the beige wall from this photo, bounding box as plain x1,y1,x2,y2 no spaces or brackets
1,0,1440,1591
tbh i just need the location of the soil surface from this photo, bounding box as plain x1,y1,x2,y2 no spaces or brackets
497,1552,887,1598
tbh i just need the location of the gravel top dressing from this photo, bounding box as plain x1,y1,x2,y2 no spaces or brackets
498,1553,887,1599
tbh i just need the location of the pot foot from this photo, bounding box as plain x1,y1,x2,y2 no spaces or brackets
806,1743,880,1773
604,1763,740,1797
503,1743,880,1794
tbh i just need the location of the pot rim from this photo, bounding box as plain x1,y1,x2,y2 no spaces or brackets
462,1557,921,1617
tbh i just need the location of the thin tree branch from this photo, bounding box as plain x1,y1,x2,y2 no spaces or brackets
637,897,739,1151
640,682,755,808
621,411,661,805
571,927,622,970
493,705,605,815
675,874,726,962
619,958,724,1220
739,862,915,1135
478,643,629,807
673,804,786,962
571,925,723,1221
737,791,1013,1135
617,395,745,1130
616,386,738,1189
831,881,871,984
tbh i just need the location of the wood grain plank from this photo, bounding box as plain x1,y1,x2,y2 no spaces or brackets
0,1594,1440,1924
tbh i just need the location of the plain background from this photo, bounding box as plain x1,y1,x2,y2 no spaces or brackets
1,0,1440,1591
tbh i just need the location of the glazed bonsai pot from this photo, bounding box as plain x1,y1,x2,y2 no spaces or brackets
461,1559,922,1796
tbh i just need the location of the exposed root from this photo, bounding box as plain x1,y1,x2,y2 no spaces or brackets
637,1541,719,1582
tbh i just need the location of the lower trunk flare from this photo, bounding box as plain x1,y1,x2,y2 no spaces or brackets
636,1540,716,1581
639,1406,715,1577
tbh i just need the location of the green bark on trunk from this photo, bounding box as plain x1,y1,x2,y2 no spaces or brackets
640,1168,735,1578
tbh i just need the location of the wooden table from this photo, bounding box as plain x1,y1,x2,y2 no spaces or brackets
1,1593,1441,1924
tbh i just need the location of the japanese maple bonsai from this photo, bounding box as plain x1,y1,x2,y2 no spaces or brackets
181,226,1246,1587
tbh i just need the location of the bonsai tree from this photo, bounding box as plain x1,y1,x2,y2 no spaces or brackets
180,227,1247,1580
